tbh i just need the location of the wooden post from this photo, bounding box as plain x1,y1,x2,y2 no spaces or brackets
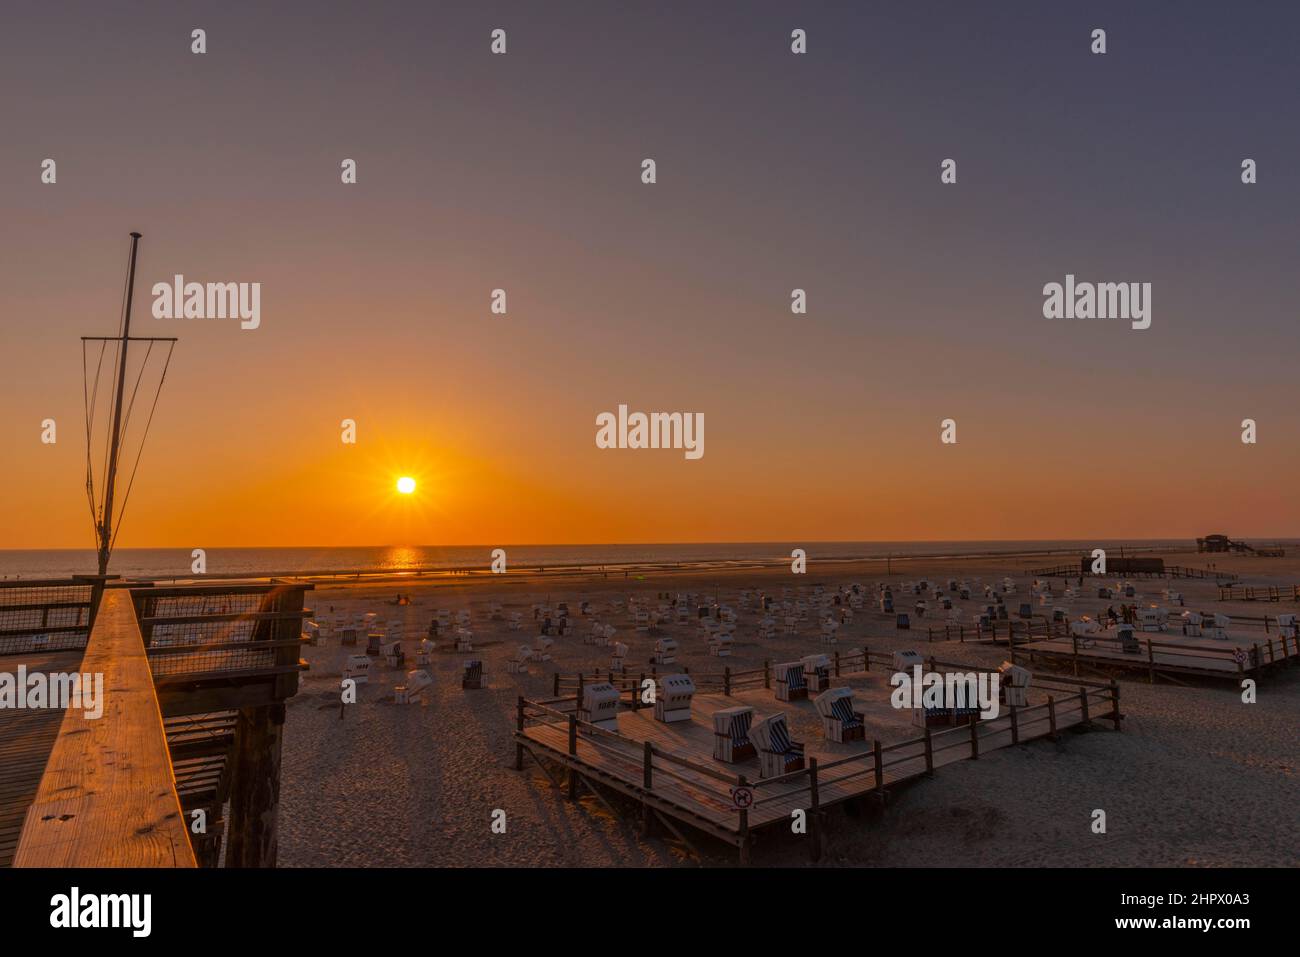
1071,634,1079,676
552,672,560,697
515,696,525,771
1147,640,1155,684
863,645,870,671
969,719,979,759
577,672,584,703
226,702,286,867
1079,687,1090,727
764,659,771,689
808,759,821,862
1109,682,1122,731
923,728,934,776
737,774,751,866
1009,705,1019,745
833,651,841,677
643,741,653,790
1047,695,1057,739
724,666,731,696
872,739,883,790
567,714,578,799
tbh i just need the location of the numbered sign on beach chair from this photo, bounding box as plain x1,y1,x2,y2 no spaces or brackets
774,661,807,702
814,687,865,743
712,706,756,763
750,713,805,778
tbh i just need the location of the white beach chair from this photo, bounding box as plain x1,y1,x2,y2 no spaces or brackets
395,669,432,704
802,653,832,693
344,654,371,684
531,636,553,661
774,661,807,702
579,682,621,730
653,674,695,723
653,637,677,665
712,706,756,762
507,645,531,674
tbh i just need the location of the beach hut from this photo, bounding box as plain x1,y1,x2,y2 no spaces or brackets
579,682,621,730
712,707,756,762
395,670,432,704
654,674,695,723
461,659,484,690
801,654,832,693
814,688,865,743
774,661,808,702
750,713,806,778
344,654,371,684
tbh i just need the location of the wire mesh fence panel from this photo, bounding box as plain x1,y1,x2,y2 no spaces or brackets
0,583,94,655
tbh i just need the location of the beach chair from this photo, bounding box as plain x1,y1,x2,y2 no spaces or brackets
395,669,432,704
802,653,832,693
895,612,910,630
1210,614,1230,640
1139,606,1166,633
750,713,805,778
1181,611,1203,637
892,649,924,673
653,637,677,665
654,674,695,723
774,661,807,702
610,641,629,673
814,687,865,743
489,602,504,620
708,632,733,657
415,637,433,666
344,654,371,684
998,661,1032,707
507,645,531,674
579,682,621,730
531,636,553,661
461,659,484,690
366,632,383,656
1276,614,1296,639
1117,623,1140,653
820,618,839,644
303,620,321,646
382,640,404,668
712,706,756,762
454,629,473,652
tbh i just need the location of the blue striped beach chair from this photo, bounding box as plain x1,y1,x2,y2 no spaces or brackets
750,713,805,778
814,688,866,743
774,662,807,702
712,706,756,763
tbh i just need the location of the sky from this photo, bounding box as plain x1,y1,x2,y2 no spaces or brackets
2,0,1298,549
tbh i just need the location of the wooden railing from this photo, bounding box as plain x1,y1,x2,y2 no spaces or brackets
13,588,196,867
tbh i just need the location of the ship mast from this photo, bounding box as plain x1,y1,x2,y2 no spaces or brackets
82,232,177,577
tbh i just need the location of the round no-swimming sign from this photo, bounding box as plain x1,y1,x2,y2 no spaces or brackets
731,786,754,809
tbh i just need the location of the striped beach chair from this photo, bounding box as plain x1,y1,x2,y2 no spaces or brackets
814,688,865,743
461,659,484,690
750,714,805,778
712,706,756,763
774,662,807,702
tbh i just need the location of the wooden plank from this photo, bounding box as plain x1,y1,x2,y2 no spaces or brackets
12,589,196,868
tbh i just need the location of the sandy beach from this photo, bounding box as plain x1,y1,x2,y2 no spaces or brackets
276,551,1300,867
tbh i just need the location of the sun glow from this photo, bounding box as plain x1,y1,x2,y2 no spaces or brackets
396,476,416,495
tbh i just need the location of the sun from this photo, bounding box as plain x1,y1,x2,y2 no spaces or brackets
396,476,416,495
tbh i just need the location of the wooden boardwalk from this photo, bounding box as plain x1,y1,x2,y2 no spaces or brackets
0,649,85,867
1023,631,1298,682
516,653,1118,861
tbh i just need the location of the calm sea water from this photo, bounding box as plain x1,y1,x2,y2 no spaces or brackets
0,540,1255,580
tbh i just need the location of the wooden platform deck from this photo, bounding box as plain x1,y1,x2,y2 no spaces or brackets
0,649,85,867
516,655,1118,861
1023,630,1298,681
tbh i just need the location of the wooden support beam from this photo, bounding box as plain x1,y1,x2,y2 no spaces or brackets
224,702,285,867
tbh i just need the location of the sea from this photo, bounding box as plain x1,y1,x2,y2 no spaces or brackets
1,540,1280,581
